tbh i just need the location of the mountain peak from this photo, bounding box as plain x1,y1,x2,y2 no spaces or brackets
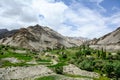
116,27,120,31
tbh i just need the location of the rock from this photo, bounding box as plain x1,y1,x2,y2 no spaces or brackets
1,57,21,63
14,50,27,54
63,64,99,78
26,60,37,64
0,65,54,80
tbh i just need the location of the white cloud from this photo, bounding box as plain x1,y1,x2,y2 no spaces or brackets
0,0,120,39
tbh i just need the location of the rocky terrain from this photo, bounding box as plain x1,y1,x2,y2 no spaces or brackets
0,25,86,51
0,45,102,80
89,27,120,51
0,64,99,80
0,65,54,80
63,64,99,78
66,37,88,46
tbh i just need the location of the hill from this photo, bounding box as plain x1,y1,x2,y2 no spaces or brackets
89,27,120,51
0,25,86,51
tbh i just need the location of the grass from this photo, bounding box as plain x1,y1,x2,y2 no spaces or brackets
0,50,33,61
0,52,33,61
64,73,93,79
36,59,52,65
1,61,35,67
48,62,67,68
35,75,59,80
94,76,110,80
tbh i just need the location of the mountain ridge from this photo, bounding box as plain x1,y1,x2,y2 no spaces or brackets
0,24,86,51
89,27,120,51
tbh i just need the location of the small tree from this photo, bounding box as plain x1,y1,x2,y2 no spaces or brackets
115,64,120,80
62,53,67,59
75,51,82,58
97,50,100,58
117,51,120,55
104,63,114,77
55,66,63,74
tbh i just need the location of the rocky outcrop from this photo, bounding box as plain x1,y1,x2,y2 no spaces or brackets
0,24,85,51
1,57,21,63
63,64,99,78
0,65,54,80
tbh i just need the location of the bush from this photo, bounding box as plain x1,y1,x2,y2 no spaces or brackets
117,51,120,55
114,64,120,78
79,60,94,71
94,60,104,71
103,63,114,77
55,66,63,74
75,51,82,58
62,53,67,59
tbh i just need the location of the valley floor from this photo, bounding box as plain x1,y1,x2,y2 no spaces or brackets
0,45,120,80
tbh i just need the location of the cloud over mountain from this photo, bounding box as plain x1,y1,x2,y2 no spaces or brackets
0,0,120,38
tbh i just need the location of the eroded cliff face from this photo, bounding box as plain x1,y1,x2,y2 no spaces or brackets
0,25,85,51
89,27,120,51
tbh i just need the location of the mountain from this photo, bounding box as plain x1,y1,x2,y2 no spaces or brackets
89,27,120,51
0,29,8,34
0,29,8,39
0,29,18,39
66,37,89,46
0,25,85,51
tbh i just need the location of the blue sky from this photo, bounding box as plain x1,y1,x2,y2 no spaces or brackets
0,0,120,39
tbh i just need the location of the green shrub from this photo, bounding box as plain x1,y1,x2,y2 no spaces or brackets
103,63,114,77
117,51,120,55
94,60,104,71
79,60,94,71
114,64,120,79
75,51,82,58
55,66,63,74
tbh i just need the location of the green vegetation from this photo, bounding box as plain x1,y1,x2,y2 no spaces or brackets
0,45,33,61
35,75,59,80
48,62,67,74
64,73,93,79
1,61,34,67
0,44,120,79
0,45,36,67
46,45,120,79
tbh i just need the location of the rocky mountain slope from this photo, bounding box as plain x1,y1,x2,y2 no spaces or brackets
90,27,120,51
0,25,86,51
66,37,88,46
0,29,18,39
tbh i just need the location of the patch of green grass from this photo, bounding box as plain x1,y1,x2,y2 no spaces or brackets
64,73,93,79
0,51,33,61
94,76,110,80
48,62,67,68
36,59,52,65
35,75,59,80
1,61,35,67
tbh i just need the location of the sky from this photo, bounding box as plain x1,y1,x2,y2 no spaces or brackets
0,0,120,39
